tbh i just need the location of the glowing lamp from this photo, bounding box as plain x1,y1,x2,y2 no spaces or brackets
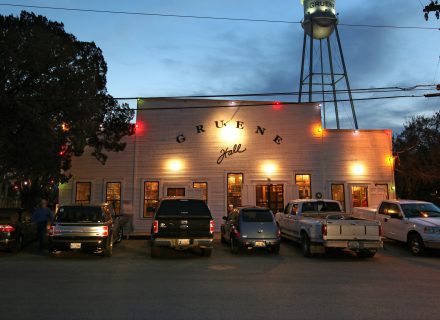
352,163,365,175
220,125,239,142
272,101,282,110
168,159,183,172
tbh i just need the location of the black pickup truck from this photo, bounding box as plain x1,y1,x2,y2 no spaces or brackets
48,203,128,257
150,198,215,257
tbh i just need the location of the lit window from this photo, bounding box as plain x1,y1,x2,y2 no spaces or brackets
144,181,159,218
193,182,208,203
227,173,243,211
106,182,121,215
331,184,345,211
76,182,91,204
295,174,311,199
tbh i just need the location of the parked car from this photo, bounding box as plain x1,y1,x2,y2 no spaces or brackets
48,203,127,257
275,199,383,258
353,199,440,255
221,206,281,253
150,198,215,257
0,208,37,252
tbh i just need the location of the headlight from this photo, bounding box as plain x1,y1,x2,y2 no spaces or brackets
424,226,440,234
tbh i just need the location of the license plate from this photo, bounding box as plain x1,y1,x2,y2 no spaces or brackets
70,243,81,249
178,239,190,246
348,241,359,249
254,241,266,247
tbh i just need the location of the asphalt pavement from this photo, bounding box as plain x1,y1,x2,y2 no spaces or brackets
1,238,439,320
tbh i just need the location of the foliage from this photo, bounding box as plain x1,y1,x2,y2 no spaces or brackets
393,111,440,205
0,11,134,209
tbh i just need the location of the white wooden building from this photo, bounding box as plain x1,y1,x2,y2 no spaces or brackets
59,98,395,233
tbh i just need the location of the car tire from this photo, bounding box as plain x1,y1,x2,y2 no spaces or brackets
357,249,376,258
271,244,280,254
201,247,212,257
115,227,124,244
151,245,161,258
408,233,425,256
301,233,312,257
102,236,113,257
11,235,23,253
230,236,240,254
220,232,226,244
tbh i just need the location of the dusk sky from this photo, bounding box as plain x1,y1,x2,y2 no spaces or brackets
1,0,440,133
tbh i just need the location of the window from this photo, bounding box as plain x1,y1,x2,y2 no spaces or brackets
167,188,185,197
227,173,243,210
256,184,284,212
193,182,208,203
106,182,121,214
76,182,91,204
331,184,345,211
144,181,159,218
296,174,311,199
352,186,368,208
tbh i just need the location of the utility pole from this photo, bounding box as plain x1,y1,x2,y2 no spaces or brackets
423,1,440,20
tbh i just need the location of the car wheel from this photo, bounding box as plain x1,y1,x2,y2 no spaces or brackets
12,235,23,253
102,236,113,257
220,232,226,244
230,236,240,254
357,249,376,258
301,234,312,257
151,245,161,258
201,247,212,257
408,233,425,256
115,227,123,244
271,244,280,254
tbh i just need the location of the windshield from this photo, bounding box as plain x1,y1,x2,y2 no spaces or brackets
241,209,274,223
302,201,342,213
401,203,440,218
56,206,103,223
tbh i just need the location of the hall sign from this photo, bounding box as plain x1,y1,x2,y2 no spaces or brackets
175,120,283,165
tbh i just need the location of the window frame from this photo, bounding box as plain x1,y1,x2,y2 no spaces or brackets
105,181,122,215
295,174,312,199
75,182,91,204
143,181,160,219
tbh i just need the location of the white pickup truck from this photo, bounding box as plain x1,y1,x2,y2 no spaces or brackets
275,199,383,258
352,199,440,255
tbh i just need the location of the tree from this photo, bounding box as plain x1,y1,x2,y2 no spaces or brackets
0,11,134,209
393,111,440,205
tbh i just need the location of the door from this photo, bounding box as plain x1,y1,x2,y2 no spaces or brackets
377,202,405,240
256,184,284,213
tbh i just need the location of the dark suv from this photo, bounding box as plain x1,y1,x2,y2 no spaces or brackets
221,206,281,253
48,203,126,257
150,198,214,257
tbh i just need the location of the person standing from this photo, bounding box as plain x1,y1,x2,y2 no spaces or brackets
32,199,54,251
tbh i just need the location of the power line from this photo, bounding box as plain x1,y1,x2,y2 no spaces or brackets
0,3,439,30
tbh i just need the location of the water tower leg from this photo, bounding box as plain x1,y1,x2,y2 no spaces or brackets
320,39,326,128
308,25,314,102
335,25,359,130
326,36,340,129
298,32,307,103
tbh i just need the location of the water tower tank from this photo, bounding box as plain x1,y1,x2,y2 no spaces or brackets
301,0,338,39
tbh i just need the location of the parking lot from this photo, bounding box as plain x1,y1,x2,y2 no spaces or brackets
1,238,439,320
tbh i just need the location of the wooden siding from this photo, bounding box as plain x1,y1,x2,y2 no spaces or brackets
60,99,394,232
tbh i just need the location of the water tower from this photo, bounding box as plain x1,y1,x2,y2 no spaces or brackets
298,0,358,129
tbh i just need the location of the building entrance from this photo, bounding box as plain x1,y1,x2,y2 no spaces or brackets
256,184,284,212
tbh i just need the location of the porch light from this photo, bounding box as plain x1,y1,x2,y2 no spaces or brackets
352,163,365,175
168,159,184,172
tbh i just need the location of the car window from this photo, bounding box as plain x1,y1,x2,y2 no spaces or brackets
241,209,274,222
56,206,103,223
291,204,299,215
156,199,212,217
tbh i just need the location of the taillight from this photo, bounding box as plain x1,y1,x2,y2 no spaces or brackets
48,226,55,237
0,225,15,232
99,226,109,237
321,224,327,237
153,220,159,234
209,220,215,234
